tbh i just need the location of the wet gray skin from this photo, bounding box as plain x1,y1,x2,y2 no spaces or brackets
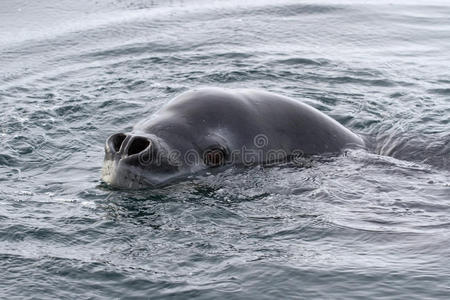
101,88,365,188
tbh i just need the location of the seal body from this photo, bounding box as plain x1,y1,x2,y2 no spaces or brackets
101,88,364,188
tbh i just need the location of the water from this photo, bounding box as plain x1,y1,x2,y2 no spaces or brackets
1,0,449,298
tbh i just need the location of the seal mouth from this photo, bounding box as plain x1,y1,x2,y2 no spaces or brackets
101,159,152,189
101,158,187,189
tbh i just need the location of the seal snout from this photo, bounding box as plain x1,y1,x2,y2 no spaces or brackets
107,133,127,153
106,133,153,158
127,136,151,156
102,132,178,188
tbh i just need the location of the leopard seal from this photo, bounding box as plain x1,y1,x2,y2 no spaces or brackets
101,87,365,188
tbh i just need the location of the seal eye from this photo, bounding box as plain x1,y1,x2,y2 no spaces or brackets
203,148,226,167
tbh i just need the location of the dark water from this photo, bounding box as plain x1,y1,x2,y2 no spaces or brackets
1,0,449,298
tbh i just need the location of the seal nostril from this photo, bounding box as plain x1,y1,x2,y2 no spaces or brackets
109,133,126,153
128,137,150,156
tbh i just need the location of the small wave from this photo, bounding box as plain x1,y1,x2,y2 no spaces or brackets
324,75,397,87
0,154,19,167
375,132,450,170
428,88,450,95
245,4,344,17
273,57,327,66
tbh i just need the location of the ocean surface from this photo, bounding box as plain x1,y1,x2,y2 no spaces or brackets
1,0,449,298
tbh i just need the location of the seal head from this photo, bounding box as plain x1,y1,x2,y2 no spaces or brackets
101,88,365,188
